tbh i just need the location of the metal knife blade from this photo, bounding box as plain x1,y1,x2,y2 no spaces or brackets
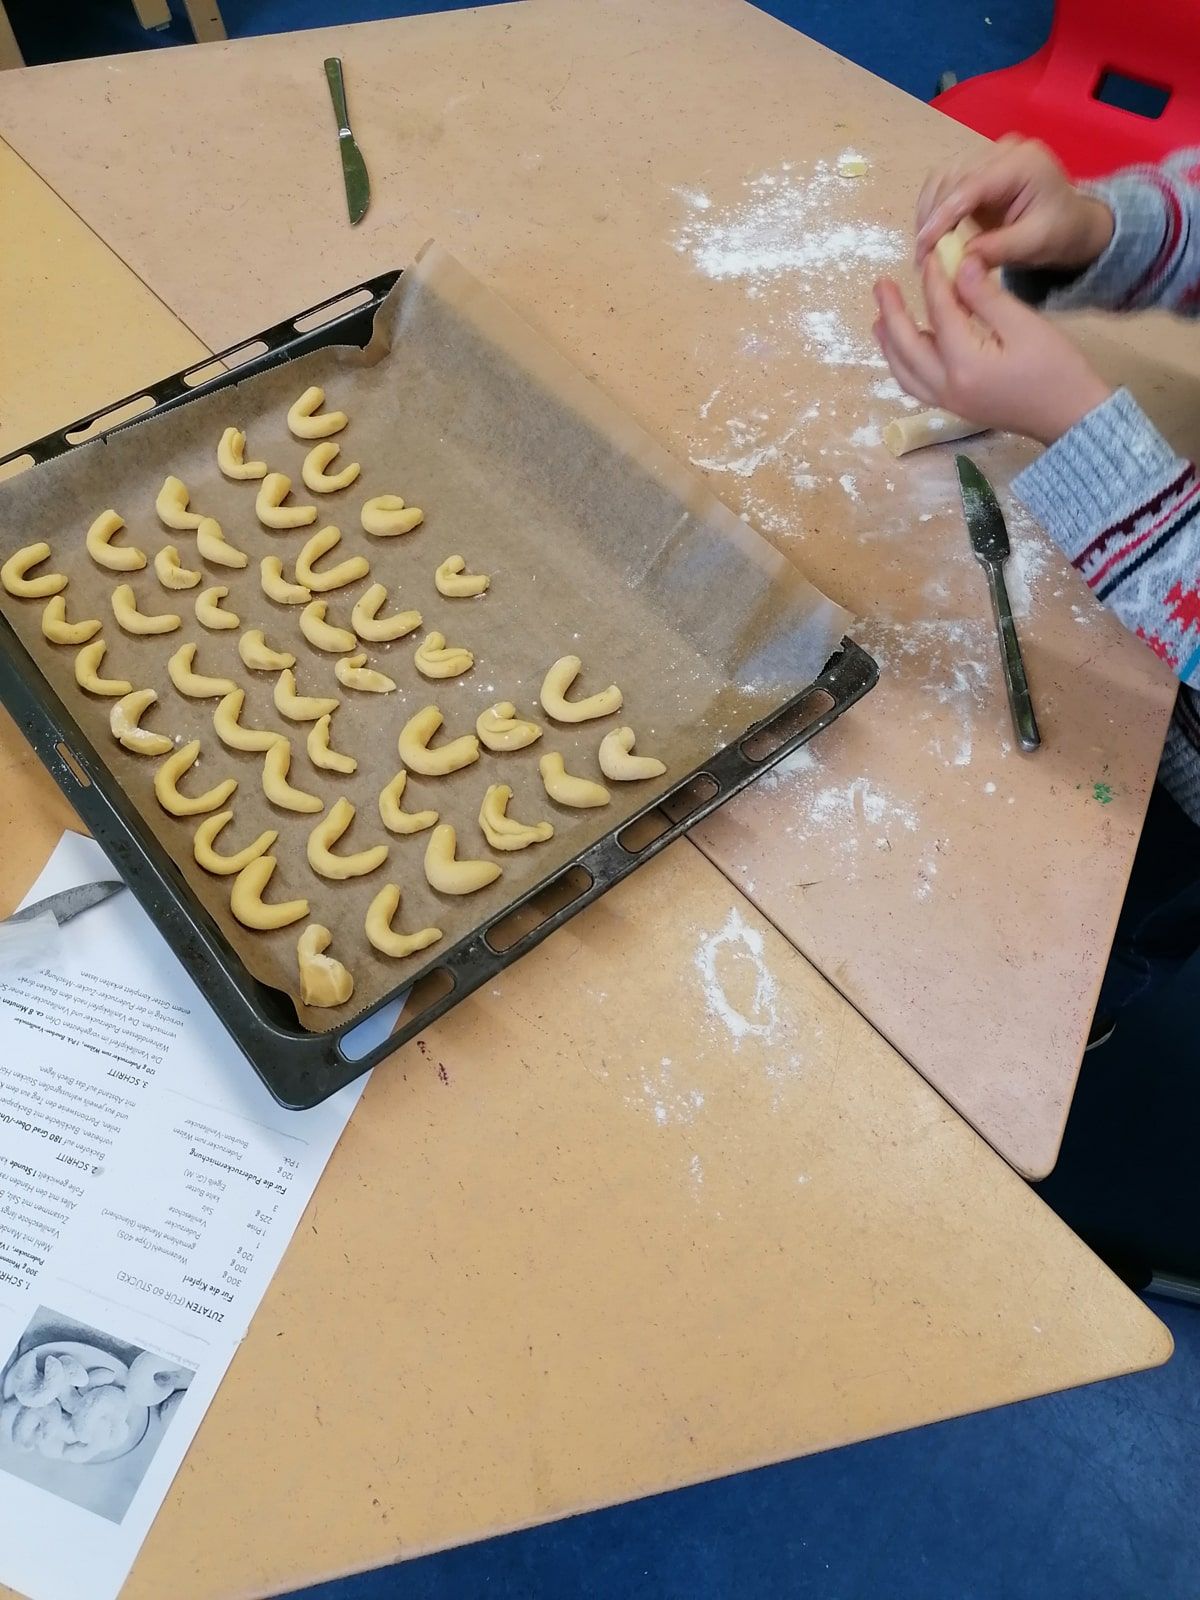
6,880,126,928
956,454,1010,564
324,57,370,226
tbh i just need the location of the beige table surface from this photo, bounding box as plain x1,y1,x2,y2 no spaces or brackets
0,135,1174,1598
1,0,1192,1179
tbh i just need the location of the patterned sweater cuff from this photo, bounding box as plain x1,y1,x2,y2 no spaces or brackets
1004,176,1167,312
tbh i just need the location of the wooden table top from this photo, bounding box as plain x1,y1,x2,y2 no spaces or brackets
0,49,1174,1600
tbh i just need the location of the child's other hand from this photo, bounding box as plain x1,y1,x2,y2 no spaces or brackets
914,136,1114,273
872,253,1113,446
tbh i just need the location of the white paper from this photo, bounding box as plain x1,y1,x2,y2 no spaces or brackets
0,832,372,1600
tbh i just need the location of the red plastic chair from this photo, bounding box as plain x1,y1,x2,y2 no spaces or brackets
932,0,1200,179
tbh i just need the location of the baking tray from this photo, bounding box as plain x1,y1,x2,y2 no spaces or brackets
0,273,877,1109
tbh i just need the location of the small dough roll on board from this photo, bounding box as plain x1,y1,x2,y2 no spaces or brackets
883,409,987,458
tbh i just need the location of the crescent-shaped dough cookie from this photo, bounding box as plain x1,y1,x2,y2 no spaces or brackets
361,495,424,536
540,655,622,722
110,689,174,756
335,652,395,694
378,769,438,834
539,752,610,808
414,631,474,679
231,855,309,930
196,517,249,570
86,511,146,572
156,476,204,531
295,525,370,592
2,542,67,598
111,584,181,636
263,738,324,813
41,594,101,646
195,585,240,630
351,582,421,642
274,668,338,723
301,442,360,494
365,885,442,960
168,642,236,699
213,689,281,754
154,545,202,591
297,924,355,1007
476,701,542,752
75,639,132,697
397,706,479,776
256,472,317,530
598,726,667,781
424,823,501,895
239,629,295,672
933,215,982,281
883,409,986,457
260,556,311,605
217,427,267,481
306,797,389,880
435,555,490,598
193,810,278,875
478,784,554,850
287,385,347,440
307,713,357,774
154,739,237,816
300,600,356,653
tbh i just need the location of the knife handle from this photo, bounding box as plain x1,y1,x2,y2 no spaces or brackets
985,562,1041,753
324,57,351,133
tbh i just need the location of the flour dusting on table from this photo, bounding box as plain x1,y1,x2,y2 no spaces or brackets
694,906,782,1049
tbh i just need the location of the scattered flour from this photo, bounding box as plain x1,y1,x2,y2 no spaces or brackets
796,307,886,368
628,1055,707,1129
838,472,861,502
694,906,781,1048
849,422,883,448
757,742,817,792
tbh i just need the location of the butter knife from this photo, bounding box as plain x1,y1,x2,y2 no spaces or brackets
0,879,127,975
955,454,1041,753
324,57,370,226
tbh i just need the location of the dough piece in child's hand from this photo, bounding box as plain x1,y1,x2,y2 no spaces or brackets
239,629,295,672
476,701,541,752
263,739,324,813
155,545,201,591
307,797,389,880
231,855,309,930
414,631,473,679
301,442,360,494
42,595,100,646
378,770,438,834
217,427,267,481
2,542,67,598
197,517,249,569
478,784,554,850
365,885,442,959
193,809,278,875
307,713,357,774
361,495,424,536
287,385,347,440
213,689,280,753
156,476,204,531
540,655,622,722
110,688,173,756
274,668,338,722
112,584,180,636
424,823,501,895
75,639,132,697
435,556,490,598
539,752,610,808
154,740,237,817
168,642,236,699
295,524,370,591
297,924,355,1007
336,652,395,693
351,582,421,642
398,706,479,776
256,472,317,530
883,409,987,457
300,600,356,653
599,726,667,781
86,511,146,572
933,215,981,281
196,585,240,630
260,556,311,605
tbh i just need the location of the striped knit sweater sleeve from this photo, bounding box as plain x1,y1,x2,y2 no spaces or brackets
1006,150,1200,824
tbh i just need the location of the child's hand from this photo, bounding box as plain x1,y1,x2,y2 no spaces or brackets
872,253,1113,445
914,136,1114,273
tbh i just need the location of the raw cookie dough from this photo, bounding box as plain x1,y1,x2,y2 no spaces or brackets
297,924,355,1007
256,472,317,530
539,655,622,722
262,739,324,813
361,495,424,536
75,639,132,697
883,409,987,457
306,797,389,880
156,476,204,531
168,643,236,699
378,770,438,834
213,689,280,753
539,752,610,808
476,702,542,752
435,556,490,598
154,740,237,816
41,595,100,646
933,215,982,281
300,600,356,653
260,556,311,605
239,629,295,672
598,726,667,781
398,706,479,776
86,511,146,572
112,584,180,636
195,585,240,630
193,809,278,875
301,442,360,494
365,885,442,959
2,542,67,598
307,713,357,774
287,385,347,440
110,688,173,756
335,652,395,694
424,823,501,895
197,517,249,569
414,631,473,679
274,669,338,723
478,784,554,850
351,583,421,641
295,525,370,591
217,427,267,481
155,545,201,590
231,855,309,930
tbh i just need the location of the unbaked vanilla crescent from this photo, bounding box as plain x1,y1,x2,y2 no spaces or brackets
2,543,67,598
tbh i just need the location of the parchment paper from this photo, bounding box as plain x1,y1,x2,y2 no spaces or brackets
0,244,849,1031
